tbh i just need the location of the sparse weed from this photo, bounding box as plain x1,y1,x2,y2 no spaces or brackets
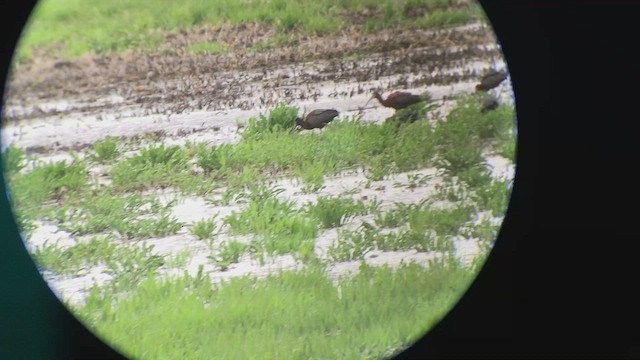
261,232,316,257
295,161,325,193
373,201,424,228
294,239,318,264
409,230,454,253
306,196,366,228
32,236,118,277
223,185,318,247
104,242,165,292
496,135,517,160
423,8,470,28
242,103,298,141
165,248,192,268
59,192,182,240
196,143,235,175
11,206,36,238
89,135,121,163
327,228,373,262
211,240,248,271
407,203,474,237
190,216,218,243
471,177,513,216
365,155,391,182
456,165,492,189
7,159,88,219
460,218,500,245
434,95,490,177
432,177,469,202
206,186,247,206
110,144,189,190
396,173,433,190
121,214,183,240
187,41,227,54
1,143,27,177
41,158,89,196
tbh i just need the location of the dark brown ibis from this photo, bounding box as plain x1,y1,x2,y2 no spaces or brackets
475,69,508,92
370,91,424,110
294,109,339,130
480,93,500,113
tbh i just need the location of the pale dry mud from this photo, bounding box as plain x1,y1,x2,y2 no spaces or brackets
3,22,515,307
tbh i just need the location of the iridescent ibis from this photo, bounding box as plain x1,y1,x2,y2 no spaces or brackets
475,69,508,92
294,109,339,130
370,91,425,110
480,93,500,113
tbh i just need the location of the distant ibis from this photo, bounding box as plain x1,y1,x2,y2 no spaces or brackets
294,109,339,130
475,69,508,92
370,91,425,110
480,93,500,113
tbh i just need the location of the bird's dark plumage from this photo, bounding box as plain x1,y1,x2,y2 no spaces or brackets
372,91,424,110
475,69,508,92
295,109,339,130
480,94,500,113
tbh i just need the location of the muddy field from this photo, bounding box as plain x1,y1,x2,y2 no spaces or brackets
2,21,514,306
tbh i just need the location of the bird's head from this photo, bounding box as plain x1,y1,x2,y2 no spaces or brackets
290,117,303,133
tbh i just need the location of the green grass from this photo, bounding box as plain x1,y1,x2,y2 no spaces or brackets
110,143,191,191
241,102,299,141
5,158,88,219
374,202,422,228
195,112,438,188
2,144,38,236
165,248,192,268
187,41,228,55
211,239,249,270
189,216,219,243
224,195,318,251
57,192,182,240
87,135,121,164
16,0,480,60
329,200,470,258
73,260,473,360
248,34,296,53
306,196,367,229
32,235,118,276
328,228,374,261
432,95,516,184
471,177,513,216
1,143,27,177
103,242,166,292
421,8,472,28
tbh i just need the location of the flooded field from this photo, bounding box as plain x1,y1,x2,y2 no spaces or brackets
3,20,513,303
2,11,516,359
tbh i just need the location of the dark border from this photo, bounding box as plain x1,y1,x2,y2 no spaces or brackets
2,1,636,359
